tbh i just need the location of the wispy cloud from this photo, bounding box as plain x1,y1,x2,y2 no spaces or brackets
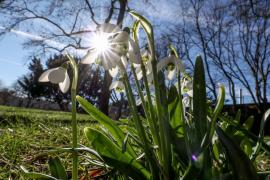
0,58,23,66
131,0,181,23
0,26,66,49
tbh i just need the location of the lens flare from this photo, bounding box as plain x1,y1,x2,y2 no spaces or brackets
91,32,110,54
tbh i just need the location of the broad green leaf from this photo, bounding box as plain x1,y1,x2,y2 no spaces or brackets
20,166,57,180
210,85,225,139
243,116,254,130
76,96,136,158
193,56,207,143
258,108,270,139
240,138,253,156
84,127,151,180
235,109,241,123
168,85,183,137
129,11,152,37
252,108,270,159
212,142,220,161
216,127,259,180
48,157,68,180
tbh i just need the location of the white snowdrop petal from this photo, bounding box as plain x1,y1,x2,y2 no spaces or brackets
48,67,66,84
121,56,128,68
182,96,190,107
113,31,129,44
81,49,97,64
109,67,119,77
109,81,124,91
38,68,55,82
187,90,193,97
59,72,70,93
129,38,141,64
157,57,170,71
167,69,176,80
175,59,185,72
135,66,143,80
117,81,125,90
98,23,121,33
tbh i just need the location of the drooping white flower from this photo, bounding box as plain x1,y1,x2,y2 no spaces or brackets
182,96,191,108
109,80,125,92
109,56,128,78
157,55,185,80
128,38,142,64
81,23,129,70
39,67,70,93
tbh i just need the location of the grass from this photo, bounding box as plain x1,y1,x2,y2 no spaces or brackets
0,105,97,179
0,105,93,125
1,105,270,179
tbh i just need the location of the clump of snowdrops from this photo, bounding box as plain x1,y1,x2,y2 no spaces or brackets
21,11,270,180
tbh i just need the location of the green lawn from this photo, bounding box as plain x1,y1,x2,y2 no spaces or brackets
0,105,97,179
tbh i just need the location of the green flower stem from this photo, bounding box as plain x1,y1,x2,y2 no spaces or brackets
68,55,78,180
130,65,159,150
177,72,191,157
131,23,160,151
148,31,171,179
122,70,158,178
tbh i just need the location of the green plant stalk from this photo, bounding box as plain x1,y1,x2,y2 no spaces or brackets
68,55,78,180
129,14,169,166
131,22,160,151
122,71,158,178
177,72,190,156
147,30,171,179
131,65,159,151
171,44,191,159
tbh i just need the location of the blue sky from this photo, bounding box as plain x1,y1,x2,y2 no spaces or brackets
0,34,30,87
0,0,177,88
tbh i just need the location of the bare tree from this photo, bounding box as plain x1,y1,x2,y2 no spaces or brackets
0,0,128,114
156,0,270,112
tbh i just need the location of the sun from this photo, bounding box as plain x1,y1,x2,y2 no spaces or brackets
91,32,110,54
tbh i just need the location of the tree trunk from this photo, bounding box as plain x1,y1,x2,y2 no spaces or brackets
98,0,127,115
99,71,112,115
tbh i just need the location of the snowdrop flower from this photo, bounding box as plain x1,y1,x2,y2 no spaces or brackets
128,38,142,65
109,56,128,78
39,67,70,93
141,47,151,62
81,23,129,70
133,47,151,79
157,54,185,80
181,77,193,97
136,94,155,106
182,96,190,107
109,80,125,92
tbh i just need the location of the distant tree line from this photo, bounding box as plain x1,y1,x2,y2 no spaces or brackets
0,0,269,115
152,0,270,113
13,55,127,118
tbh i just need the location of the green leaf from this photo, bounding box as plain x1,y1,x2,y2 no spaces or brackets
76,96,136,158
235,109,241,123
252,108,270,159
84,127,151,180
129,11,152,37
20,166,57,180
216,127,259,180
169,44,179,58
193,56,207,143
209,85,225,139
132,20,140,41
168,85,183,137
240,138,253,156
48,157,68,180
243,116,254,131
